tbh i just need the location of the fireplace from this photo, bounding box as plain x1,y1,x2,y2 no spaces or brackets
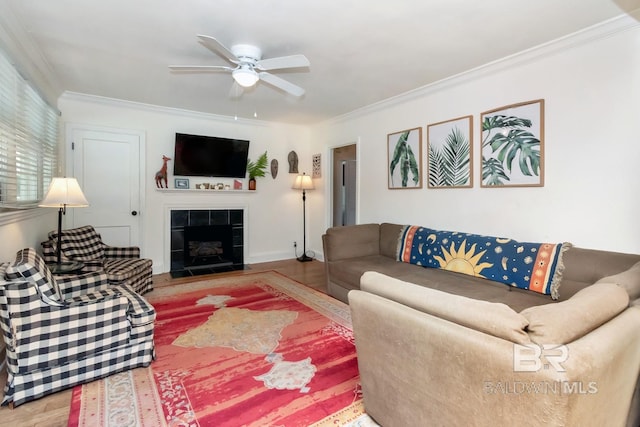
170,209,244,277
184,224,234,269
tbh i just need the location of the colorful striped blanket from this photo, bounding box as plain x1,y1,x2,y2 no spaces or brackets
397,225,571,298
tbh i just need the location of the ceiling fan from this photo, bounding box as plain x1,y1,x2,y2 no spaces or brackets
169,35,310,97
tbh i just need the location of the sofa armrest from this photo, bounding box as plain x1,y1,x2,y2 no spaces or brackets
561,306,640,427
41,240,72,264
56,270,111,300
104,245,141,259
349,289,640,427
349,290,569,426
3,284,130,375
322,223,381,261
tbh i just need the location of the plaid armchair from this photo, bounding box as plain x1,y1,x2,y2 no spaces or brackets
0,248,155,407
42,225,153,294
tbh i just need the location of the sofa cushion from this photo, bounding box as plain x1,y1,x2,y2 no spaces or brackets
397,225,571,299
595,260,640,300
380,223,403,258
49,225,105,262
324,223,380,261
359,271,531,344
520,282,629,345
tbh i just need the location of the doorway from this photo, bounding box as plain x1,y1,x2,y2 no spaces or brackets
67,124,144,247
332,144,357,227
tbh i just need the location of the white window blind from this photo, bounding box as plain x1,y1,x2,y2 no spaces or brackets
0,48,58,209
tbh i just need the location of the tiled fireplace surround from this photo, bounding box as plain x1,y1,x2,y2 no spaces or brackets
169,207,245,276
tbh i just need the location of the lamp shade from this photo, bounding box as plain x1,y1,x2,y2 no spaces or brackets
39,177,89,208
292,173,314,191
232,67,259,88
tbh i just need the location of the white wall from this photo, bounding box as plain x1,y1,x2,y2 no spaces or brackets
310,17,640,255
0,211,58,262
57,95,313,272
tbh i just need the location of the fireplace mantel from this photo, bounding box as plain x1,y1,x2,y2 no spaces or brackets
156,188,254,193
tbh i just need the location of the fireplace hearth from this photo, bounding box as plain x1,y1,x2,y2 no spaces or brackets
170,209,244,277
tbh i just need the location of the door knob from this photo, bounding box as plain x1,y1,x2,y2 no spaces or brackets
131,211,138,216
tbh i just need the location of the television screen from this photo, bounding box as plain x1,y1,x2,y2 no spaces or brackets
173,133,250,178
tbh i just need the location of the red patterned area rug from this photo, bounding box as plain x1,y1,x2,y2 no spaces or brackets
67,271,378,427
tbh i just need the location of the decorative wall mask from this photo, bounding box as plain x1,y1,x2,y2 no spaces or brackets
288,151,299,173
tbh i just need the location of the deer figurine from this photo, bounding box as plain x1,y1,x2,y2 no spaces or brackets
155,155,171,188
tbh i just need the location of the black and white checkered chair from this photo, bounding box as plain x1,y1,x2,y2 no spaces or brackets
0,248,155,407
42,225,153,294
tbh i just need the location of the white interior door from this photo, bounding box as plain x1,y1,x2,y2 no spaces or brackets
69,125,144,247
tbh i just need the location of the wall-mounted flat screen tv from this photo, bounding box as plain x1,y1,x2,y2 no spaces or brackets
173,133,250,178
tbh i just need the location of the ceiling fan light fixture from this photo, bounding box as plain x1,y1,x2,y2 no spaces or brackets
232,68,259,87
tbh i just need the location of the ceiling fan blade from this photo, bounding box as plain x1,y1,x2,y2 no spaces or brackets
197,35,239,64
169,65,233,72
259,72,305,97
256,54,310,71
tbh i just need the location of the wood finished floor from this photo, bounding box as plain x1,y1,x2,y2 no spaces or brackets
0,259,326,427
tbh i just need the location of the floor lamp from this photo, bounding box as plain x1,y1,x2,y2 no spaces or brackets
39,177,89,273
292,173,314,262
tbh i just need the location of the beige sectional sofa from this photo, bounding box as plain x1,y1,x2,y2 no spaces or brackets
322,223,640,427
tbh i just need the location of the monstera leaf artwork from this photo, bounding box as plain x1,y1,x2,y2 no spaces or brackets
388,127,422,189
481,99,545,187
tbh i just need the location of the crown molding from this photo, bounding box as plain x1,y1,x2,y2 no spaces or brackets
323,10,640,126
59,91,277,128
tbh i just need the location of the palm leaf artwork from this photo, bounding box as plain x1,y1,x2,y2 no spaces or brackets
389,130,420,187
481,101,543,186
428,126,470,188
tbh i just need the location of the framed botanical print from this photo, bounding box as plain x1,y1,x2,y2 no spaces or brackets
481,99,545,187
388,127,422,189
427,115,473,189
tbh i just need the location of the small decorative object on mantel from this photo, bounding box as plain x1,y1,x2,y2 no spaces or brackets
234,179,243,190
246,151,269,191
270,159,279,179
155,155,171,188
288,151,299,173
175,178,189,189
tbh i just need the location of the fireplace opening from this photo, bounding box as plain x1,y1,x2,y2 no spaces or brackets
170,209,245,278
184,225,235,271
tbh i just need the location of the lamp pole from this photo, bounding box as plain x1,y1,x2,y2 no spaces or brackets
56,206,64,267
293,173,314,262
298,187,312,262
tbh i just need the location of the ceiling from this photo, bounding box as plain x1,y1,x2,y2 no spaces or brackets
2,0,639,125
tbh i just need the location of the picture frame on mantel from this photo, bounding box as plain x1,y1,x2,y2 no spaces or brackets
388,127,422,189
427,115,473,189
174,178,189,189
481,99,545,187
